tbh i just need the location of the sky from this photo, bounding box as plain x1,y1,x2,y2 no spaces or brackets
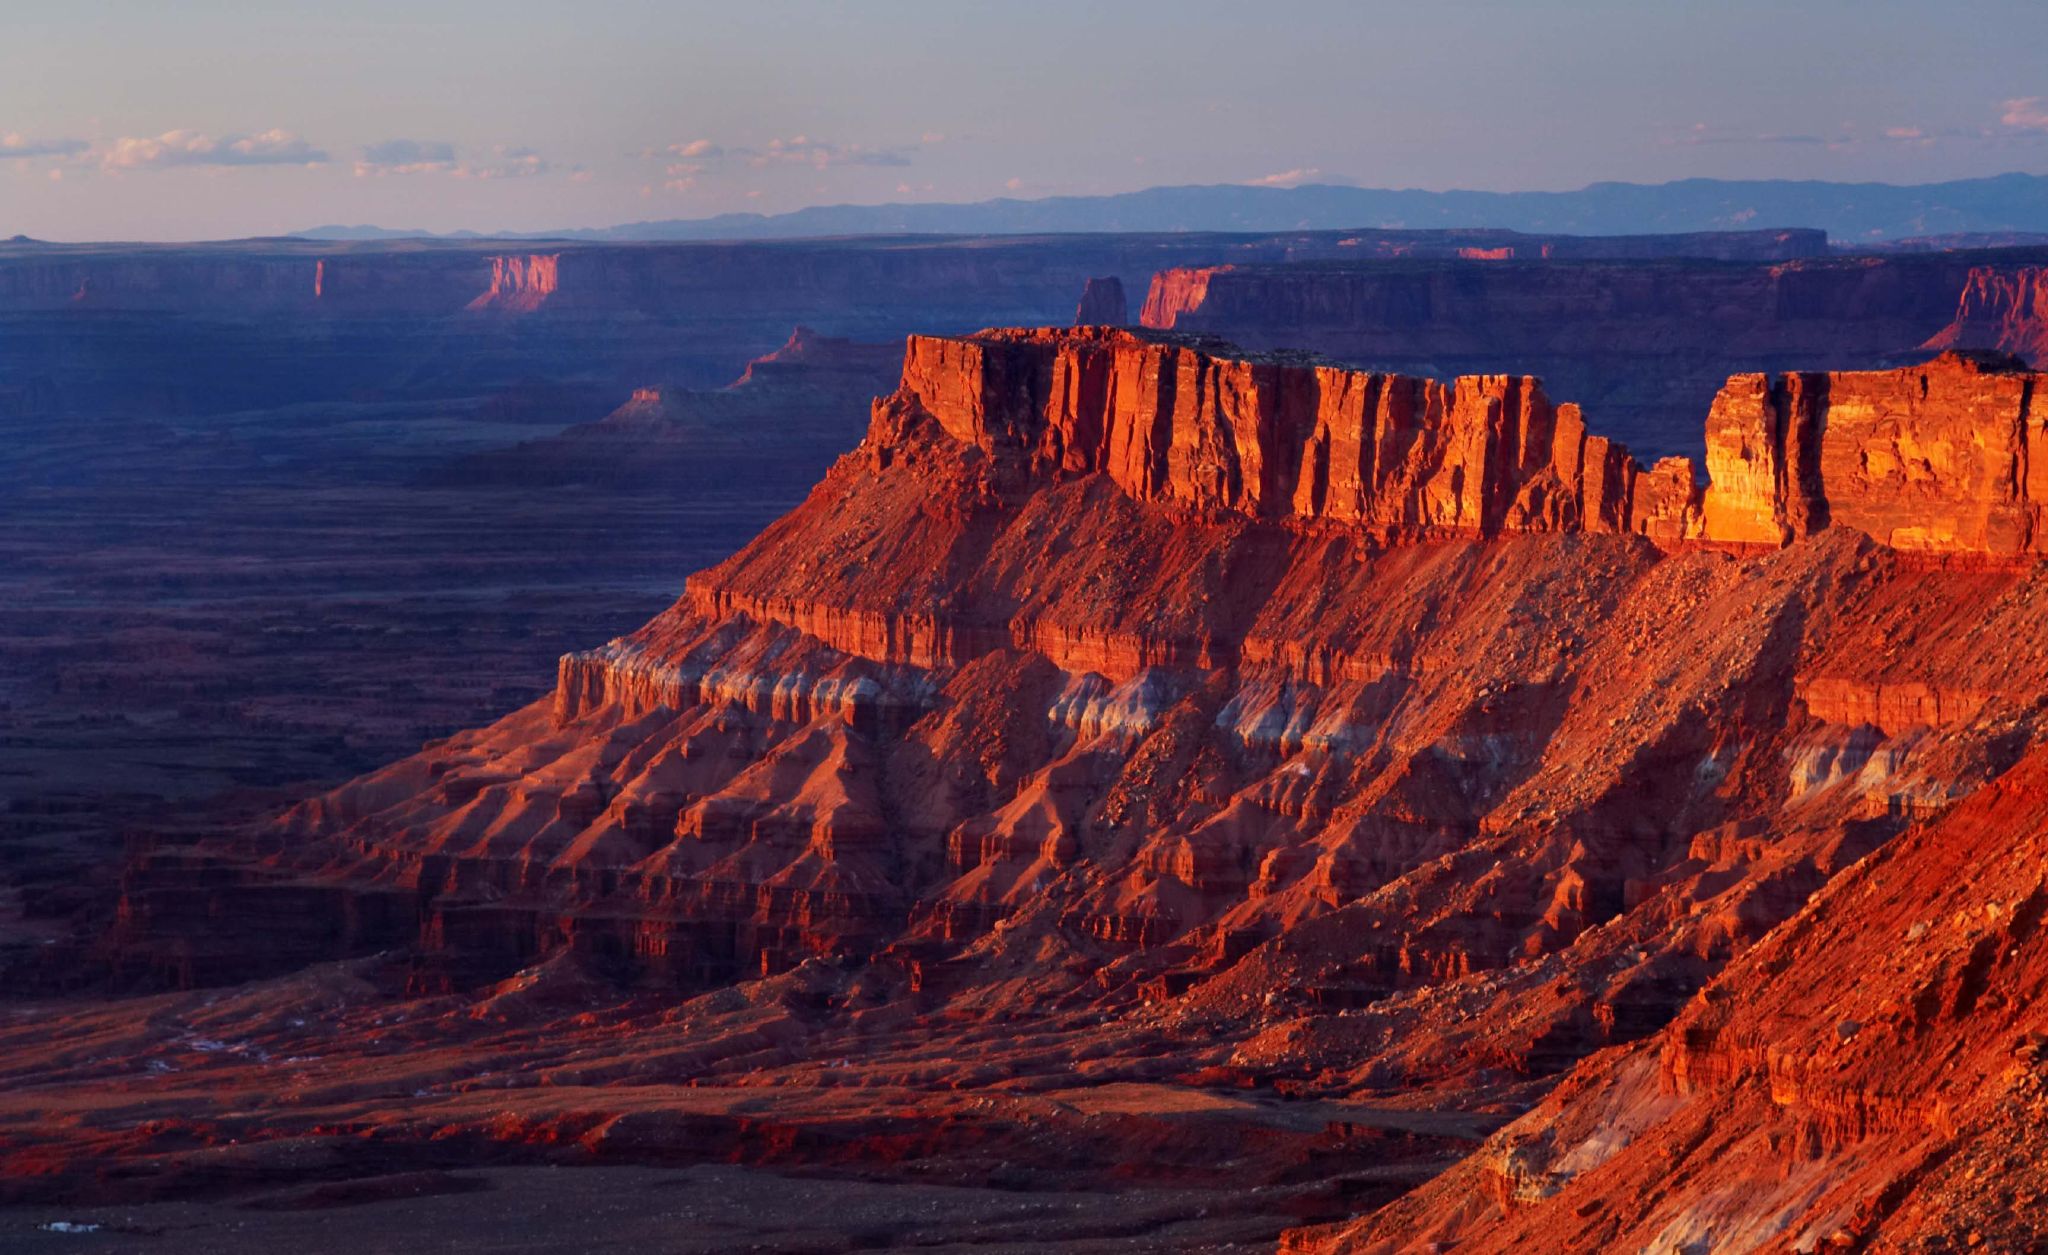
7,0,2048,241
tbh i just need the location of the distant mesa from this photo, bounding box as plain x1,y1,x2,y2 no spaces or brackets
466,253,561,312
1924,264,2048,363
1073,275,1128,326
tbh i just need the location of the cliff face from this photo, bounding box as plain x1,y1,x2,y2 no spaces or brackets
1139,251,2048,459
892,327,1686,543
0,234,1330,418
1073,275,1128,325
1136,256,1980,350
0,231,1949,446
1925,263,2048,362
465,253,560,312
890,331,2048,561
1700,351,2044,555
1306,740,2048,1255
1140,265,1234,330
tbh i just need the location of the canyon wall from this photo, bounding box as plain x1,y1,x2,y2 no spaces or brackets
0,233,1346,416
465,253,561,312
1925,263,2048,362
1139,250,2048,458
0,228,1819,318
1072,275,1128,325
1137,253,2025,353
0,232,2019,459
1700,349,2046,555
891,327,1690,544
889,329,2048,560
1303,729,2048,1254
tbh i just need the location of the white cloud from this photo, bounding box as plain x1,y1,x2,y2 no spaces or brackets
2,133,89,159
668,138,723,158
102,129,327,170
1659,111,2038,154
2003,97,2048,132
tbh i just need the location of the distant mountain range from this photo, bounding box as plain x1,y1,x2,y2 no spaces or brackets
297,173,2048,244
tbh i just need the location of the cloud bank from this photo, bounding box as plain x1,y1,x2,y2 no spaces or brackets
101,129,327,170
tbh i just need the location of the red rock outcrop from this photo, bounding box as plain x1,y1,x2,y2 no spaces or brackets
1925,264,2048,363
889,327,1686,543
1073,275,1128,326
1301,736,2048,1253
465,253,560,312
1698,351,2046,557
1140,265,1231,330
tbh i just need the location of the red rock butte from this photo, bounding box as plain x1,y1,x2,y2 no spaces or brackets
465,253,561,312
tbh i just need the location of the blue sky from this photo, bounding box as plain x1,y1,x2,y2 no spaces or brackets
7,0,2048,239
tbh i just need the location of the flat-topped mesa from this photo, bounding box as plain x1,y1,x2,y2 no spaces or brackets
1699,350,2047,557
1140,267,1230,331
1073,276,1129,326
465,253,560,312
879,326,1696,545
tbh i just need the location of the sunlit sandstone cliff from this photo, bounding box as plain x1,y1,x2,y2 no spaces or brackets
1298,741,2048,1252
464,253,561,312
888,326,1698,544
888,328,2048,558
1925,263,2048,363
102,328,2048,1248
